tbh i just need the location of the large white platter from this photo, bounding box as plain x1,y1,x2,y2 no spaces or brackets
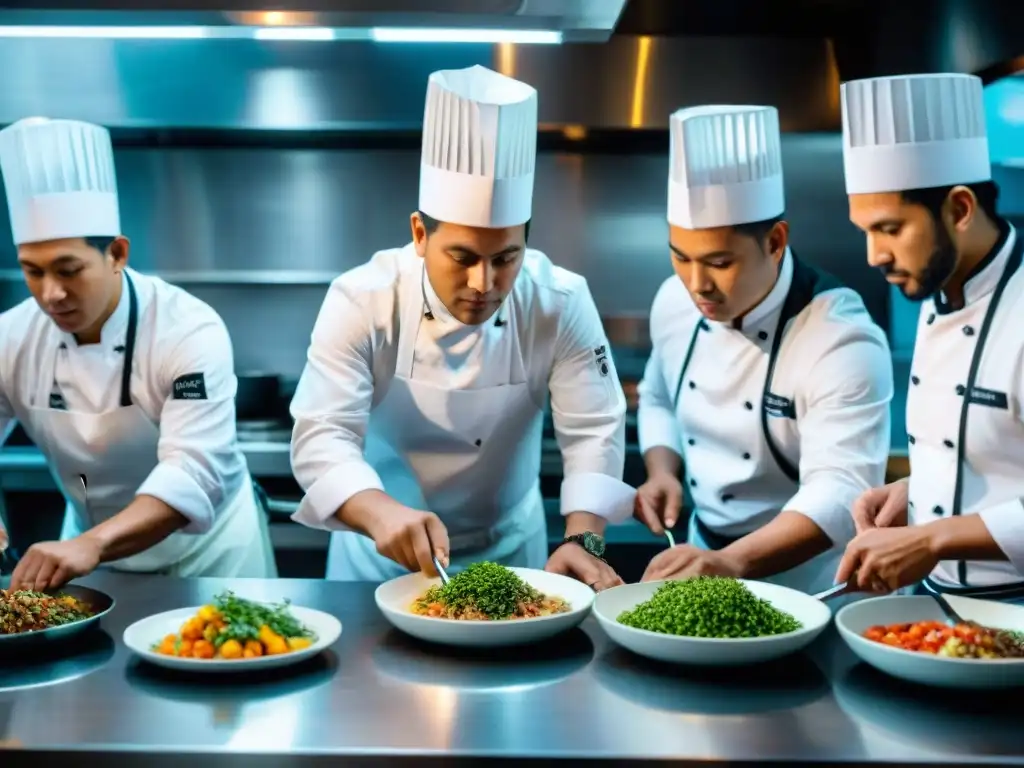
123,605,342,673
593,579,832,666
835,594,1024,689
374,566,594,648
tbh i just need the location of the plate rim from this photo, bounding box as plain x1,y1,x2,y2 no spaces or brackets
122,603,342,667
0,584,116,643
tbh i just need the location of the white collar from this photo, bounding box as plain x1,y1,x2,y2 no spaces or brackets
935,224,1017,315
708,246,794,337
59,270,131,350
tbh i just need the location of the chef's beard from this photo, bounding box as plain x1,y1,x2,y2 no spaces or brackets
882,218,958,302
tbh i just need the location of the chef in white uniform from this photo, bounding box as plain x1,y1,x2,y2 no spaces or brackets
290,65,635,585
635,105,894,596
835,74,1024,600
0,117,276,589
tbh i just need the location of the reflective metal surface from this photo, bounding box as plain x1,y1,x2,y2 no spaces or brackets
0,36,838,131
0,0,629,43
0,571,1020,766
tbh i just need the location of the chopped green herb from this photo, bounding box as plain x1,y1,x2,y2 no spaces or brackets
420,562,540,620
211,591,312,646
617,576,802,638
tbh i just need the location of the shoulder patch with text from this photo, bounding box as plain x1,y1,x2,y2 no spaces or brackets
593,345,610,377
172,372,208,400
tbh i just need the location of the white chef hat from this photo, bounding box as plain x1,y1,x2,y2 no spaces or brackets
418,65,538,229
841,73,990,195
0,117,120,246
667,105,785,230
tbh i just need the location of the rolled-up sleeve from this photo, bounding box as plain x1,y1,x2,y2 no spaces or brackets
549,282,634,523
977,499,1024,575
637,280,684,456
137,315,246,535
289,280,382,531
785,331,893,547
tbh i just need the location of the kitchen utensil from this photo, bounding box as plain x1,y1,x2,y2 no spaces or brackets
375,567,595,648
930,591,967,625
664,530,675,548
123,605,341,673
835,595,1024,689
814,580,857,602
79,474,88,520
593,579,831,667
433,556,450,585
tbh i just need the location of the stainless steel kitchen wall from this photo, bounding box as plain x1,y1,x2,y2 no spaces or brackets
0,133,881,376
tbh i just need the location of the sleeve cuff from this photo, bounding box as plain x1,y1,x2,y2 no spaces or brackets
978,498,1024,574
291,462,385,531
784,479,858,547
637,406,682,455
137,463,216,535
561,472,636,525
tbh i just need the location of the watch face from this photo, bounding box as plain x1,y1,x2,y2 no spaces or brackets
582,532,605,557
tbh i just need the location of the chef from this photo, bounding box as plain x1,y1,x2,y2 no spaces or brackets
835,73,1024,600
635,104,894,596
289,65,635,586
0,117,276,589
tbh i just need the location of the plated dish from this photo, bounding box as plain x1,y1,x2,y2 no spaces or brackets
835,595,1024,689
153,591,315,660
594,577,831,666
376,563,595,647
0,585,115,647
123,593,342,673
409,561,571,621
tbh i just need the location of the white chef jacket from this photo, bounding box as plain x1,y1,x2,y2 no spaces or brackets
290,243,628,529
907,223,1024,591
0,268,249,534
637,248,893,548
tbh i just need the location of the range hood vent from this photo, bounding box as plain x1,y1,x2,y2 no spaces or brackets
0,0,629,42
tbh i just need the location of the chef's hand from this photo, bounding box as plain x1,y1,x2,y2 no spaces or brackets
545,543,624,592
851,478,908,534
367,505,450,577
0,527,8,553
634,472,683,536
835,525,938,593
10,535,103,592
641,543,742,582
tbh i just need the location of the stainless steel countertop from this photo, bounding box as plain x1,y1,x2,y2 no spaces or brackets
0,572,1020,767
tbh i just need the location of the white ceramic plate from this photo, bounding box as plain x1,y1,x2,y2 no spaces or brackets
593,579,832,666
374,567,595,647
123,605,342,672
835,594,1024,689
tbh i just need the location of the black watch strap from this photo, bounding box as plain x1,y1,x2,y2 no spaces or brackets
562,531,606,561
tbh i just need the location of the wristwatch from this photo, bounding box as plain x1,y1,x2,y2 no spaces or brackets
562,531,606,561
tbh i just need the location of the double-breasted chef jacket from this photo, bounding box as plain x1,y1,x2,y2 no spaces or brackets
637,247,894,595
290,243,634,582
908,222,1024,597
0,268,276,577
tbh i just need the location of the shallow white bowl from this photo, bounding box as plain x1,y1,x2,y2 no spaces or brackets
123,605,342,673
374,567,595,648
593,579,832,666
835,594,1024,689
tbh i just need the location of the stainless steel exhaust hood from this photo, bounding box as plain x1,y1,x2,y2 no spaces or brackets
0,0,629,42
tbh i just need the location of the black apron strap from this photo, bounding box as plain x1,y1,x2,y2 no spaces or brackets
920,576,1024,603
759,254,843,482
118,272,139,408
948,229,1024,588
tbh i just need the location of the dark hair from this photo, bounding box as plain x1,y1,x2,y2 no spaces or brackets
732,214,785,244
900,180,1000,223
84,236,116,255
418,210,531,242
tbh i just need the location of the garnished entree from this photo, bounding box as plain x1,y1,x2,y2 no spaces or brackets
411,562,570,621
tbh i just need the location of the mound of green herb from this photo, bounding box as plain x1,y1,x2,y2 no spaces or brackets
617,576,802,638
421,562,540,620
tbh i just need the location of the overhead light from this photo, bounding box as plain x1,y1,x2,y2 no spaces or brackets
253,27,335,41
0,25,209,38
370,28,562,44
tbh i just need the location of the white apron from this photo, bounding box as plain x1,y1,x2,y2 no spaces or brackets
326,270,548,581
23,274,275,577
